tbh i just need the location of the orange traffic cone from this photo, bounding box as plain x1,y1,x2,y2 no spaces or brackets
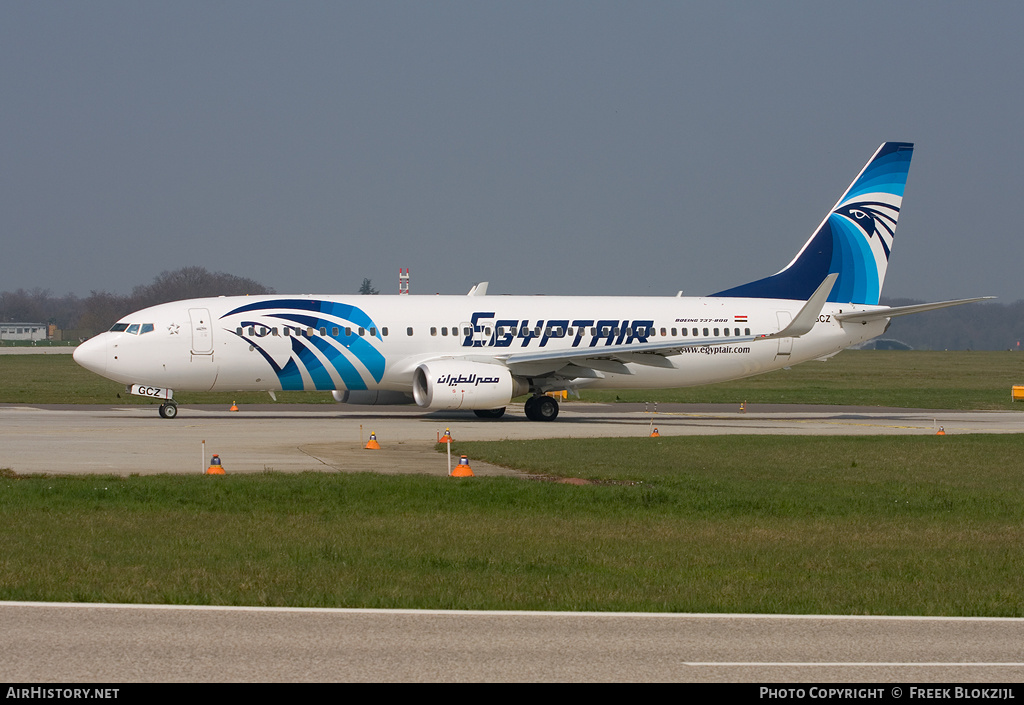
206,454,225,475
936,427,945,436
229,401,239,412
451,455,474,477
365,432,381,450
439,427,453,443
650,427,660,437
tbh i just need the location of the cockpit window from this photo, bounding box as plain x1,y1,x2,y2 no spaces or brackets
111,322,155,334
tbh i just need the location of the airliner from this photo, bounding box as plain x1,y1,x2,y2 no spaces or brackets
73,142,988,420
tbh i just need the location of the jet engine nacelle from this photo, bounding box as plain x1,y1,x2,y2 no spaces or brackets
412,360,526,410
331,390,415,405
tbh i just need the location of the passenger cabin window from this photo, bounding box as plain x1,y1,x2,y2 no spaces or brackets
407,327,414,336
430,327,437,336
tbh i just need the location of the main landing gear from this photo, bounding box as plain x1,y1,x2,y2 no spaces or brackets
158,402,178,419
524,395,559,421
473,408,506,419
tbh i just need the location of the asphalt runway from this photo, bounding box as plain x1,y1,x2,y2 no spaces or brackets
3,602,1023,683
2,402,1023,476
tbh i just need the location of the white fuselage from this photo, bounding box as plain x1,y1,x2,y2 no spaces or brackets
72,293,888,396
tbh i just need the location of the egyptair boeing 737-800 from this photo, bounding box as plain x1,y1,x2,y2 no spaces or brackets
73,142,988,420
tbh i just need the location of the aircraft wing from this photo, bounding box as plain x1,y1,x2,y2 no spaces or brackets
496,275,838,379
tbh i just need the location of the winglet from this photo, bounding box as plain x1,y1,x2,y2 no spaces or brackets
761,273,838,340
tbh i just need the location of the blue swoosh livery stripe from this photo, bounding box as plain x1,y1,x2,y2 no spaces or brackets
222,299,386,391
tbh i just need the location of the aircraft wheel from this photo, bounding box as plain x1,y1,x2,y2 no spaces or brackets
525,395,558,421
159,403,178,419
534,395,559,421
473,408,506,419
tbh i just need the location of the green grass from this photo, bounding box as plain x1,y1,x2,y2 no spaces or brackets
578,350,1024,409
3,349,1022,408
2,435,1022,615
4,350,1023,614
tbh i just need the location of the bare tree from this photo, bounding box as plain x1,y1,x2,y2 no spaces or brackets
131,266,275,309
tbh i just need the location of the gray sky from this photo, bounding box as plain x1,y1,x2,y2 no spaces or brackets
3,2,1021,302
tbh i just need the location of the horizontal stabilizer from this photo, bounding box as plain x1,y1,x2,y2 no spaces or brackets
834,297,994,323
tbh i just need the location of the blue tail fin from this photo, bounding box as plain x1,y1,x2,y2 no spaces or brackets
712,142,914,305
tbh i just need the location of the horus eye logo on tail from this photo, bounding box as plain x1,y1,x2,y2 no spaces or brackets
834,202,899,260
713,142,913,306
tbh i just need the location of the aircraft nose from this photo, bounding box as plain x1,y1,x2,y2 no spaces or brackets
72,335,108,376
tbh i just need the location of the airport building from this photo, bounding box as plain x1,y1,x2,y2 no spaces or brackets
0,322,48,342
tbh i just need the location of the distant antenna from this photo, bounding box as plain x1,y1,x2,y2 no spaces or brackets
399,268,410,295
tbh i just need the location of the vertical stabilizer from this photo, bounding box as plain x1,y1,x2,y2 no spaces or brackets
713,142,913,304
